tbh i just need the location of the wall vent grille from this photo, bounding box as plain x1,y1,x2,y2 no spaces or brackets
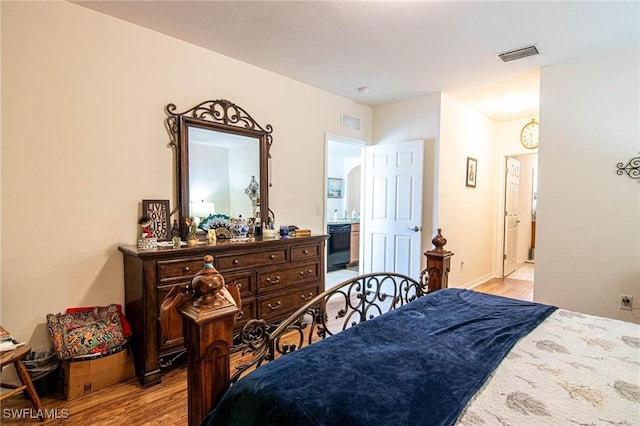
495,45,540,63
341,113,361,131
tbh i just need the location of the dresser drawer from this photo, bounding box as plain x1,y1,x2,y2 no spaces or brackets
291,243,321,261
257,283,319,322
215,248,288,271
223,271,255,298
235,297,256,329
157,258,203,283
257,261,319,294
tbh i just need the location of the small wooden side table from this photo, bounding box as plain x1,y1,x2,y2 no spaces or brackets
1,344,45,421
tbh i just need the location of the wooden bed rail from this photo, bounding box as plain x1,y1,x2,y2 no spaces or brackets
179,229,453,426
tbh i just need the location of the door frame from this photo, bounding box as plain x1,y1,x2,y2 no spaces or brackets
503,156,520,277
324,133,366,273
496,152,538,278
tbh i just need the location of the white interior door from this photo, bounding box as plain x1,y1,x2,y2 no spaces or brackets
362,140,424,279
503,156,520,277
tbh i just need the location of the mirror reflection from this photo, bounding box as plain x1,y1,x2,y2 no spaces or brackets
166,98,272,239
188,126,260,224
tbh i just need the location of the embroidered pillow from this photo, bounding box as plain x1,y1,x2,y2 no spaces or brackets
47,304,127,360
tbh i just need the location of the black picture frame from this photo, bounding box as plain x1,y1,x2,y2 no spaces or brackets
142,199,171,240
466,157,477,188
327,178,344,198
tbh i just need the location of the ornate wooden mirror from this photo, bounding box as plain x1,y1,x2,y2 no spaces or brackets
165,99,272,238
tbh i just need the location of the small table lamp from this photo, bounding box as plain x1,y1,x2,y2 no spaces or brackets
190,200,215,226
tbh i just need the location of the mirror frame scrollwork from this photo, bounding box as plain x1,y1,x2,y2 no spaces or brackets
165,99,273,238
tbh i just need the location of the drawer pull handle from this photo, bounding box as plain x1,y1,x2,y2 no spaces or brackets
237,311,244,319
301,293,313,301
269,254,275,260
303,250,309,254
299,269,313,276
233,259,239,265
266,276,281,284
267,301,282,311
183,266,190,272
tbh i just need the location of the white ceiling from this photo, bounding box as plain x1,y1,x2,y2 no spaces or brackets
74,1,639,122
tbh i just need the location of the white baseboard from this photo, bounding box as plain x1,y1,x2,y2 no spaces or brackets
461,273,494,290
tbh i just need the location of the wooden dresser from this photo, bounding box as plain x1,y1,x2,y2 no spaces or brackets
118,234,328,387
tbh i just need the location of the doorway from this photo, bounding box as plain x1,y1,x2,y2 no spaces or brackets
502,153,538,279
325,136,365,283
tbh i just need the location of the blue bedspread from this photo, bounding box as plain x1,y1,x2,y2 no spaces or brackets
204,289,556,426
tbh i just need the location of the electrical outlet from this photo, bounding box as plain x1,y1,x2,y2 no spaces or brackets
620,295,633,311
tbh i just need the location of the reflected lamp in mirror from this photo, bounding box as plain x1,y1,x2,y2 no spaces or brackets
190,200,215,226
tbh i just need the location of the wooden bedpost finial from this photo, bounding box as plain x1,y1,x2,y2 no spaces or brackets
179,255,240,426
190,255,231,308
421,229,454,294
432,228,447,252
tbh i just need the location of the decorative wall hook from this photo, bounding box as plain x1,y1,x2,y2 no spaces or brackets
616,157,640,181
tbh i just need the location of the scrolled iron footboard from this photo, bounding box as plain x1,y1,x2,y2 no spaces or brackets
179,229,453,426
230,272,425,384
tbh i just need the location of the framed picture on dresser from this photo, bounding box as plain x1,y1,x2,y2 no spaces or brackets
142,199,171,240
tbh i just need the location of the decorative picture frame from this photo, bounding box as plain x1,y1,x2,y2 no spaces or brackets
142,199,171,240
327,178,344,198
466,157,477,188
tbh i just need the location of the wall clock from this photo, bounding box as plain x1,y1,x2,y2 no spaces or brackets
520,119,539,149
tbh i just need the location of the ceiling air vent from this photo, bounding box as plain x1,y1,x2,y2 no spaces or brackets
495,45,540,63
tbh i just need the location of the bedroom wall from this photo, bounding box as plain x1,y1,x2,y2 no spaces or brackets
437,94,498,288
0,1,373,349
535,46,639,323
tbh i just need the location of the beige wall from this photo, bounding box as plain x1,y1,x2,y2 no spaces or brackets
536,46,639,323
1,1,372,349
438,94,498,288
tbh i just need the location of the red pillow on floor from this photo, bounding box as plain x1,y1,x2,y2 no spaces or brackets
66,304,132,338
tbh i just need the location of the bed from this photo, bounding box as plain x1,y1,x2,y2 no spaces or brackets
177,247,639,426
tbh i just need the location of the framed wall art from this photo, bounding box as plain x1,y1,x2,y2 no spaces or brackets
327,178,344,198
466,157,477,188
142,199,171,240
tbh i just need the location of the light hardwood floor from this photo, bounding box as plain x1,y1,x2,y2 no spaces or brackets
1,265,533,425
472,262,534,302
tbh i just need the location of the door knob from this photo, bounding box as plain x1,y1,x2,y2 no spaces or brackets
408,226,420,232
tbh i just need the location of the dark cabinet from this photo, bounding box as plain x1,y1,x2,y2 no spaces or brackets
119,234,328,387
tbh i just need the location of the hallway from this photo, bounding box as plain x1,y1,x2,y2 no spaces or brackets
473,263,534,301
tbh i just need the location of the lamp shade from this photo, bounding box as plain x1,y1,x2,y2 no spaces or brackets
190,200,215,218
